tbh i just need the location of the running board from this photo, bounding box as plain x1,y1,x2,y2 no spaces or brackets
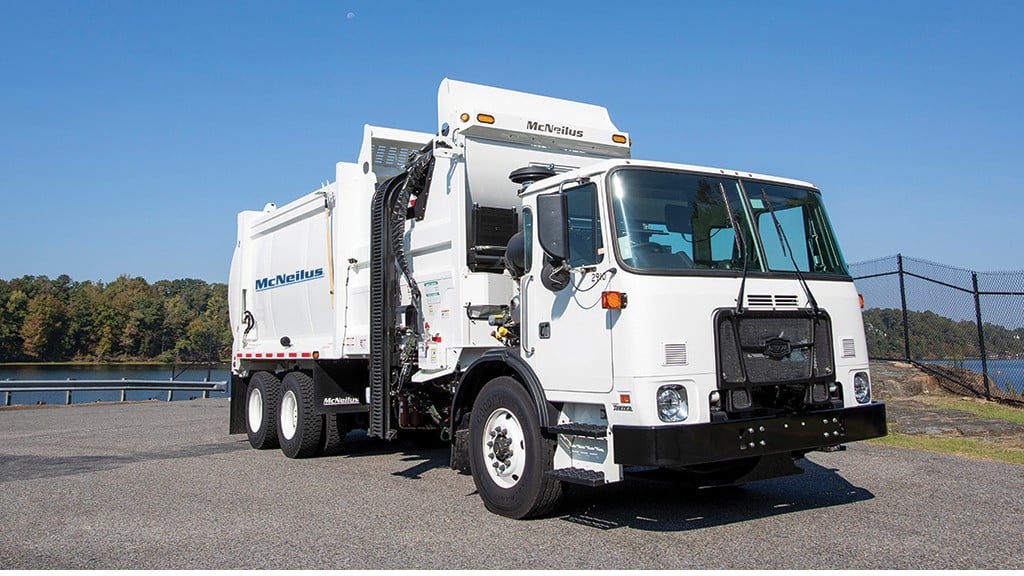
546,467,606,487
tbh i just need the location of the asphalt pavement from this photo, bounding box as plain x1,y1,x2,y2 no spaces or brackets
1,399,1021,569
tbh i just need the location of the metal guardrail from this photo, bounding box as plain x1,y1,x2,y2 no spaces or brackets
0,379,228,406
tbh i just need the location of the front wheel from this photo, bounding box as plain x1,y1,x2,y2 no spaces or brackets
277,371,323,459
469,376,563,519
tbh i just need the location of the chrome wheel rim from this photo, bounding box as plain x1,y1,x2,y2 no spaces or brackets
482,408,525,489
280,390,298,440
247,387,263,433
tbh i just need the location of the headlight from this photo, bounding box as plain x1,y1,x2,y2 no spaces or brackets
853,372,871,404
657,385,688,422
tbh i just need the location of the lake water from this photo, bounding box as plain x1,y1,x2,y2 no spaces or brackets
0,364,231,406
920,358,1024,396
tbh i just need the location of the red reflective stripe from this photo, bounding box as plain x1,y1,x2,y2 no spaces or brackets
255,353,263,358
244,353,252,358
236,353,242,358
301,352,312,358
288,352,297,358
277,353,285,358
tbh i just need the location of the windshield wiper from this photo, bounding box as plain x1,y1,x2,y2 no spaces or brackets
760,188,820,316
718,182,749,314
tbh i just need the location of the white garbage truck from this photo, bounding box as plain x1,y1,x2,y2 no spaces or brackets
228,78,887,518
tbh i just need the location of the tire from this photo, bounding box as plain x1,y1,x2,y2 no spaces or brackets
277,371,323,459
469,376,564,519
318,413,348,457
246,372,280,450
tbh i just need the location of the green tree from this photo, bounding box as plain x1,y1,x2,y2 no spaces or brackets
20,294,68,359
1,289,30,360
0,274,232,363
175,293,231,362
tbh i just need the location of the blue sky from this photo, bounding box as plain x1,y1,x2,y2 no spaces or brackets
1,0,1021,283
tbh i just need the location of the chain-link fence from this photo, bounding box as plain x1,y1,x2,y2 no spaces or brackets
850,254,1024,405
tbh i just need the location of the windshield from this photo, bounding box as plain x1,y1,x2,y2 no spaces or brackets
750,182,848,275
608,168,848,276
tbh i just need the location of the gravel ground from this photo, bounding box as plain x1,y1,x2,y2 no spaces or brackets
1,399,1022,569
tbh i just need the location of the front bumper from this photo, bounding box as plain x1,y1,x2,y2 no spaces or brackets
613,402,887,467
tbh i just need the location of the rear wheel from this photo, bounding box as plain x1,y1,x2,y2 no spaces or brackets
246,372,280,450
469,376,563,519
278,371,323,459
318,412,348,457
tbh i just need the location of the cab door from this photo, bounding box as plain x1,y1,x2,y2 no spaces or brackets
522,182,615,394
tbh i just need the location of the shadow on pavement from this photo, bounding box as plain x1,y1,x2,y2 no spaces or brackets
321,432,874,531
557,459,874,532
0,442,247,482
319,430,450,480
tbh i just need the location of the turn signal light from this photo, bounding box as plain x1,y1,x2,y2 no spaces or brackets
601,291,628,310
612,134,628,144
477,113,495,124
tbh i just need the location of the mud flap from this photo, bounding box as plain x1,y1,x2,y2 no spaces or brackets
229,374,247,435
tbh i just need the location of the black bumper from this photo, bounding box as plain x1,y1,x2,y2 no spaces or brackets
613,402,887,467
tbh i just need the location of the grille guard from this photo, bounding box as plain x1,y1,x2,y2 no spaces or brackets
714,308,835,389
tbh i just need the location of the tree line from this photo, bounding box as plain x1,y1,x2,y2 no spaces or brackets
0,275,230,363
863,307,1024,360
6,275,1023,364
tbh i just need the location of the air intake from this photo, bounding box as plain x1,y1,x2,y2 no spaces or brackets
842,338,856,358
663,343,688,366
745,294,799,309
774,295,799,308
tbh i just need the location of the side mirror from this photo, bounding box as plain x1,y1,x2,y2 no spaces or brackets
536,192,569,262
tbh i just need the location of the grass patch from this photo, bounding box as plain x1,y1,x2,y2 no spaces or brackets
868,433,1024,466
916,396,1024,427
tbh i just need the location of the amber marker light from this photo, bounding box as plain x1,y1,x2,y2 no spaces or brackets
619,393,631,404
612,134,628,144
312,350,320,359
477,113,495,124
859,294,865,309
459,113,470,122
601,291,628,310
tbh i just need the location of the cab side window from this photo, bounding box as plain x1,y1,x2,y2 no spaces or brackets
522,208,533,274
565,183,603,268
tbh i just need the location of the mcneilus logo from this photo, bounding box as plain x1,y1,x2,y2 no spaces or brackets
256,268,324,292
525,120,584,139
